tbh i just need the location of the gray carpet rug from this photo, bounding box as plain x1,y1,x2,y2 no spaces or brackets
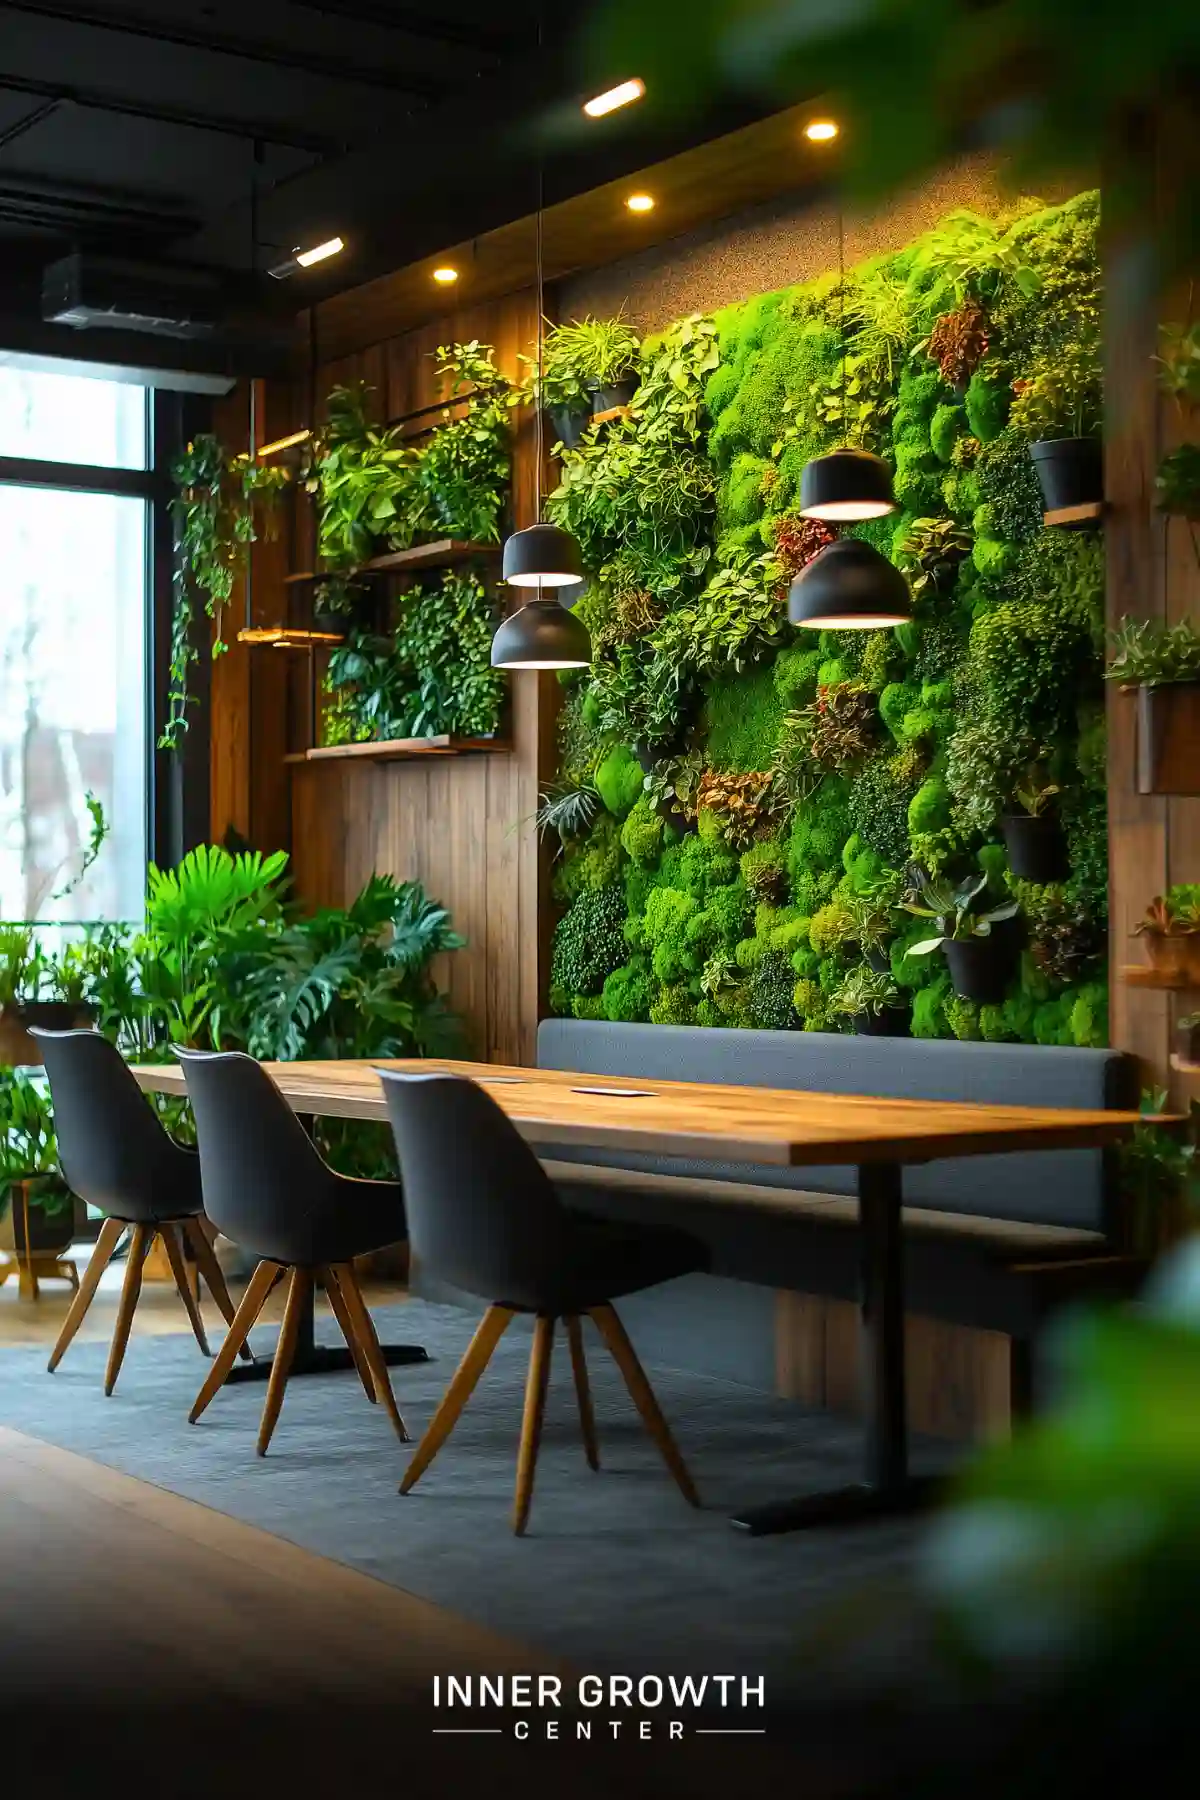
0,1300,948,1692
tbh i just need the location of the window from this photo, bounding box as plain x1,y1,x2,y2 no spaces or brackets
0,365,152,924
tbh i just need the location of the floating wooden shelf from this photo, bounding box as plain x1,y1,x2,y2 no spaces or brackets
283,539,498,586
591,404,633,426
1043,501,1105,529
1120,964,1200,991
1170,1055,1200,1077
284,735,510,765
237,625,344,647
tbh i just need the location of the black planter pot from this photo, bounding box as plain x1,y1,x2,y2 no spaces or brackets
633,739,659,775
548,403,592,451
854,1005,910,1037
942,936,1012,1004
1002,812,1070,884
865,946,892,976
1030,436,1103,512
591,378,638,414
17,1001,95,1031
1177,1017,1200,1067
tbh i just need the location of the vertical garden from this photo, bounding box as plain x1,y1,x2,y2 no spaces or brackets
545,191,1109,1046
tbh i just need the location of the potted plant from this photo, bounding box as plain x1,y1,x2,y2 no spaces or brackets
1107,616,1200,795
1002,767,1069,883
903,867,1020,1003
831,964,909,1036
0,1068,77,1268
0,927,46,1066
1010,340,1103,512
1133,888,1200,983
535,316,642,440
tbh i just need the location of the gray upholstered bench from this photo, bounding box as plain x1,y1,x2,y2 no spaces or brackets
534,1021,1142,1427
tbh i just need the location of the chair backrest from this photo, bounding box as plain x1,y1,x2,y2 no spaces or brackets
378,1070,577,1308
175,1048,335,1261
30,1028,198,1222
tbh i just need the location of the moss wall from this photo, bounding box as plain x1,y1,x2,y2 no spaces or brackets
547,191,1108,1049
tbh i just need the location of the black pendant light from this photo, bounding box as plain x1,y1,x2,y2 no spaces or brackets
800,446,896,521
502,522,583,589
490,597,592,669
798,210,898,524
788,537,910,630
492,62,590,671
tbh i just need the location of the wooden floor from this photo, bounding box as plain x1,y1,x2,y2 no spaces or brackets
0,1237,404,1348
0,1253,809,1798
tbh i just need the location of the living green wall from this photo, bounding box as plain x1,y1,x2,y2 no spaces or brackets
546,192,1108,1048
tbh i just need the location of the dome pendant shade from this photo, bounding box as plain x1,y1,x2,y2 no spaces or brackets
800,447,897,521
491,597,592,669
788,537,910,630
502,521,584,588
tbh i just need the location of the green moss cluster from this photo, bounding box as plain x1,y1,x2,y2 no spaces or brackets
546,193,1108,1049
550,886,628,999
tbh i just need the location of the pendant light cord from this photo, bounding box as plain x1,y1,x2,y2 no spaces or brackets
838,206,849,448
245,139,262,636
536,164,544,520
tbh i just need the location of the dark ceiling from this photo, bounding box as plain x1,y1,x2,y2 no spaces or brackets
0,0,773,369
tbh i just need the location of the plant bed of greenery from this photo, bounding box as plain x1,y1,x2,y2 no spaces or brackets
0,845,465,1185
545,193,1108,1048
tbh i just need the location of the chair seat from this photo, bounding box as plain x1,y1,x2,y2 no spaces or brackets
239,1178,406,1269
497,1208,707,1314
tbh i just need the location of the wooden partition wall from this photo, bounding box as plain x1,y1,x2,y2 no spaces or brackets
210,290,557,1066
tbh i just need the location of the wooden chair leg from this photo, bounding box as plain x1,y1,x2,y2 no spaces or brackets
590,1303,700,1508
330,1262,408,1441
104,1224,152,1396
256,1267,310,1457
513,1315,554,1536
47,1216,123,1373
400,1305,513,1495
565,1315,599,1470
322,1265,376,1403
159,1222,211,1358
181,1218,253,1360
189,1259,281,1424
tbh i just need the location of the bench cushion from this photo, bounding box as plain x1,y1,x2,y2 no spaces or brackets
536,1021,1138,1233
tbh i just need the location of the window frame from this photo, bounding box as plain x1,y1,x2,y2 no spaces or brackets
0,378,194,891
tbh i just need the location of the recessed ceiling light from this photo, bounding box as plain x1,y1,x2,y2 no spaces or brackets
294,236,345,268
584,78,645,118
625,193,655,214
804,120,839,143
432,266,459,284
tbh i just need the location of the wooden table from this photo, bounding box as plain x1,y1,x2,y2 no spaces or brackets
132,1057,1152,1534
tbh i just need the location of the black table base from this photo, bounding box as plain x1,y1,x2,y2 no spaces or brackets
219,1272,429,1386
731,1162,935,1536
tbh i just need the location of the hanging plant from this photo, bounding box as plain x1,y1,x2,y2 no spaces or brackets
161,437,290,751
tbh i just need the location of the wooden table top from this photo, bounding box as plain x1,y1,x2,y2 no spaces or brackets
129,1056,1157,1170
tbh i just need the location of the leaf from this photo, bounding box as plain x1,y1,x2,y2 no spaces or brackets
908,937,945,956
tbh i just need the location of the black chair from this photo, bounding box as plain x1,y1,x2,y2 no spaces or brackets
176,1048,410,1456
378,1069,708,1535
30,1028,244,1395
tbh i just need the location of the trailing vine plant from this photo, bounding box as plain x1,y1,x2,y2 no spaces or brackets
161,437,290,750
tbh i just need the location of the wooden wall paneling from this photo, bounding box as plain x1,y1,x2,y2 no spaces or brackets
272,283,551,1065
1104,126,1200,1105
774,1293,1013,1441
1105,198,1170,1086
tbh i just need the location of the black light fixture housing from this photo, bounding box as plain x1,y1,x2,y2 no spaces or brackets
788,537,911,630
800,446,897,521
491,597,592,669
493,72,590,673
502,522,584,589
